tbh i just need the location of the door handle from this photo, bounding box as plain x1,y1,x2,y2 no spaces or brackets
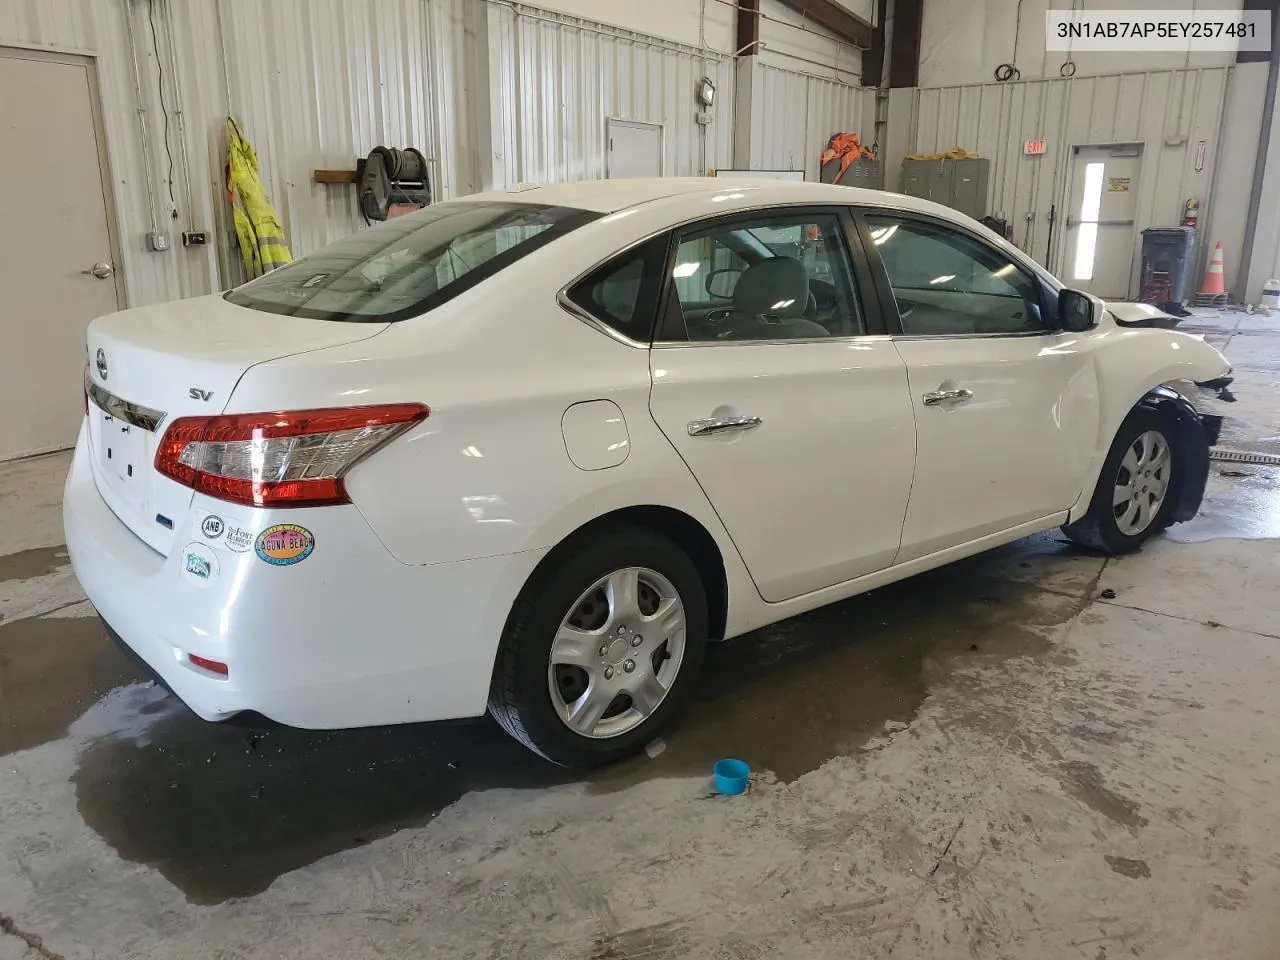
687,415,763,437
922,388,974,406
82,261,114,280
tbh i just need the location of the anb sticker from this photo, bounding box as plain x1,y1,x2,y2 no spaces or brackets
255,524,315,566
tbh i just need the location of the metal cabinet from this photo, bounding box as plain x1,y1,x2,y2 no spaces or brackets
820,158,882,189
899,158,990,219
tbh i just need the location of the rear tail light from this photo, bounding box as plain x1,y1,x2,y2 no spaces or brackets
155,404,428,507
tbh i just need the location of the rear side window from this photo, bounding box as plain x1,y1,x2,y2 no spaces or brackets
226,201,599,322
565,235,671,342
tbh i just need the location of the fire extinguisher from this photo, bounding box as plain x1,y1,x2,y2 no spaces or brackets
1182,198,1200,229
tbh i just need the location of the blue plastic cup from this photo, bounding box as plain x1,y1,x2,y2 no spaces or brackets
714,758,750,796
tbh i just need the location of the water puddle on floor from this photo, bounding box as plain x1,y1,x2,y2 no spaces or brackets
0,614,144,755
1166,469,1280,543
59,539,1095,904
0,544,69,583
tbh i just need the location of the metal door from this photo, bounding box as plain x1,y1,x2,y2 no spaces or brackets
606,119,663,179
0,49,123,460
1064,144,1143,298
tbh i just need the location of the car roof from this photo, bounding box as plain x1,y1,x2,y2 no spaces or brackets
460,177,959,220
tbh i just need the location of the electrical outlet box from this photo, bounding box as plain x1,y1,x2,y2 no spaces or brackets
182,232,208,247
146,231,171,252
695,112,713,126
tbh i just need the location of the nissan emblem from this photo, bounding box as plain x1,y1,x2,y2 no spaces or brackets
96,347,108,380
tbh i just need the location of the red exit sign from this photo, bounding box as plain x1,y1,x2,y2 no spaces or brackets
1025,138,1047,155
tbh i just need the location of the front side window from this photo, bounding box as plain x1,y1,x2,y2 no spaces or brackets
865,215,1044,336
226,201,598,322
667,212,865,342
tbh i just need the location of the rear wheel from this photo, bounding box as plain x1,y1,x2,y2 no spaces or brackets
1063,410,1179,554
488,526,708,766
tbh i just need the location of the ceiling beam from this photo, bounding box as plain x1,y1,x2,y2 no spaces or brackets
770,0,873,50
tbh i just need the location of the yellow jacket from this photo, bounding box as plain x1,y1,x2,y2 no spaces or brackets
225,117,292,279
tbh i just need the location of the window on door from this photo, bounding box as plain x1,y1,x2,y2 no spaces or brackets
1072,161,1106,281
667,213,865,342
865,215,1045,336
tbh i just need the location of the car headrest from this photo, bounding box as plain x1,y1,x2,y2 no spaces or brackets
733,258,808,319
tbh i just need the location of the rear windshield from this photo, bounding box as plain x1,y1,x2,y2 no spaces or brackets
225,201,599,322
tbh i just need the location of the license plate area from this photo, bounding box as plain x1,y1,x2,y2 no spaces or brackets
91,409,153,513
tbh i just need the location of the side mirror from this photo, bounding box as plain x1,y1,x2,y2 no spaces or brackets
1058,288,1103,332
706,268,741,300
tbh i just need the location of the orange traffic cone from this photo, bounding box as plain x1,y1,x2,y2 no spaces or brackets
1200,241,1226,296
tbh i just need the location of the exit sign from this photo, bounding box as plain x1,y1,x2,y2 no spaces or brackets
1025,138,1047,155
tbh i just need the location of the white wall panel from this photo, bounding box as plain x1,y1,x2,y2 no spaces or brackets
2,0,178,308
750,64,874,179
487,5,735,186
520,0,864,78
919,0,1241,87
902,67,1231,292
2,0,864,314
1,0,463,306
756,0,861,77
173,0,449,286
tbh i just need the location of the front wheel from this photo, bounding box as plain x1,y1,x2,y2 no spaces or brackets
1062,410,1180,554
488,526,708,766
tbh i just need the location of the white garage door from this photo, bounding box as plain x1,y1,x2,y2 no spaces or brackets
0,49,123,461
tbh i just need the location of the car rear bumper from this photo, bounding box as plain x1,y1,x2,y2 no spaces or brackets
63,427,546,728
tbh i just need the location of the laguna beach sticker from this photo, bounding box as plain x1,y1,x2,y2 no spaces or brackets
255,523,315,566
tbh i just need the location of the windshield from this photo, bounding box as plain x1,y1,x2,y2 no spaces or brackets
225,201,599,322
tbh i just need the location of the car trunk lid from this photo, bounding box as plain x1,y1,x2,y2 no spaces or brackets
85,294,388,556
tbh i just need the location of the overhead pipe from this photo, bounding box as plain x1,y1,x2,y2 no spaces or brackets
121,0,161,233
159,0,198,232
485,0,730,59
711,0,869,50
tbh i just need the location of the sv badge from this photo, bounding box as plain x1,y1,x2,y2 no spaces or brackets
189,388,214,402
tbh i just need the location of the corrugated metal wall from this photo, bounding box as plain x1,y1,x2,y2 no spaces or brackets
4,0,873,311
487,5,735,185
1,0,464,306
172,0,453,283
899,67,1231,291
1,0,183,307
751,64,874,180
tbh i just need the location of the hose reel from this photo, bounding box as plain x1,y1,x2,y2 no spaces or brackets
358,146,432,222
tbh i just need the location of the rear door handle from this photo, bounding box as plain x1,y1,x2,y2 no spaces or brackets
922,388,974,406
687,415,763,436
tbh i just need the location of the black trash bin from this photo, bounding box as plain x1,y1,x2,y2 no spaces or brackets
1140,226,1197,304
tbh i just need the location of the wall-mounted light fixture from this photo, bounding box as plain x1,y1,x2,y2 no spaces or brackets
696,76,716,108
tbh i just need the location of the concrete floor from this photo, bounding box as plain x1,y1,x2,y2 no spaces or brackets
1,310,1279,960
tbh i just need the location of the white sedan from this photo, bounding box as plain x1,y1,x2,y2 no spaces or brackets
65,179,1231,765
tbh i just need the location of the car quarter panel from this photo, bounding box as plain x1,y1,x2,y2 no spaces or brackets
222,213,753,584
1066,325,1231,522
64,425,543,726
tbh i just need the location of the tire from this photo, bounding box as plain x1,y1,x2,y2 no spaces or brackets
1062,409,1180,554
488,525,708,767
